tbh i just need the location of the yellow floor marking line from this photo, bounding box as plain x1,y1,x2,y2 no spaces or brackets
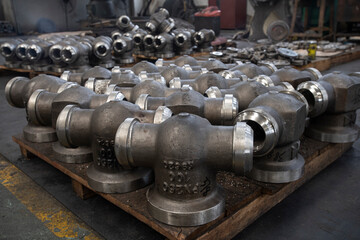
0,155,103,240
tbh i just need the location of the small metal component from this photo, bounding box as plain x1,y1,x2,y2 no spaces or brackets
277,48,298,58
193,29,215,52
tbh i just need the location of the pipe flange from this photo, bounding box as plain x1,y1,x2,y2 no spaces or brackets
135,94,149,110
221,94,238,121
107,91,125,102
114,117,139,169
232,122,254,175
236,108,280,156
56,104,78,148
153,106,172,124
27,89,45,125
297,81,328,118
205,86,222,98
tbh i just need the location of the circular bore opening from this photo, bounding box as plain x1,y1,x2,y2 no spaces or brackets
62,49,72,60
195,34,202,42
245,120,265,149
114,42,123,51
134,36,142,44
298,89,315,112
52,48,61,59
177,36,185,44
155,38,162,46
18,47,26,57
2,46,12,55
28,48,37,58
121,17,129,25
145,37,153,45
96,45,107,55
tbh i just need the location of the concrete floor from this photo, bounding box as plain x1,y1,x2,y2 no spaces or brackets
0,60,360,239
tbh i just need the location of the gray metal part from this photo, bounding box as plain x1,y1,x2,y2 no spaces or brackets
52,141,93,164
22,123,57,143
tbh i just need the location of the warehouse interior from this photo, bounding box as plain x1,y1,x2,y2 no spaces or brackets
0,0,359,239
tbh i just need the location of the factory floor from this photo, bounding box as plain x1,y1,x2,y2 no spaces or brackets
0,60,360,240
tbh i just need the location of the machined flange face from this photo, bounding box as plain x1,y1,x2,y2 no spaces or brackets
247,141,305,183
86,163,153,194
23,123,57,143
297,81,328,118
146,184,225,226
52,142,92,164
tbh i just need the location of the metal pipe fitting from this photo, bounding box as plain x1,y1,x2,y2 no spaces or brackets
145,8,174,34
61,66,112,86
155,55,199,68
160,65,190,86
297,72,360,143
92,36,114,68
143,34,156,57
154,32,175,58
26,40,53,71
135,86,238,124
15,38,41,69
113,35,134,64
236,91,307,183
173,28,195,55
109,69,140,88
0,39,23,68
5,74,68,108
193,29,215,52
138,71,166,85
56,101,172,193
254,66,322,88
132,28,147,55
111,30,122,40
49,39,73,72
116,15,138,33
114,114,253,226
131,60,160,75
60,40,92,72
169,71,229,94
112,79,179,102
205,81,269,111
229,62,276,79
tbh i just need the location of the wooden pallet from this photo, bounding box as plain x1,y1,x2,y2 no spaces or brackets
0,65,61,78
12,133,352,240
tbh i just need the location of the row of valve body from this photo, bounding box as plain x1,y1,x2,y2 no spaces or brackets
0,9,215,73
5,57,360,227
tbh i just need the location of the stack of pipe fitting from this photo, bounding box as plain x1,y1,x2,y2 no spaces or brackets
5,58,360,227
0,9,216,74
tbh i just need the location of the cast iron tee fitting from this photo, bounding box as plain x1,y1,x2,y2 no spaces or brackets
111,79,179,102
61,66,112,86
143,34,156,57
154,32,175,58
49,39,74,72
60,40,92,72
114,113,253,226
169,71,229,94
25,40,53,71
15,38,41,69
92,36,114,68
173,28,195,55
155,55,200,68
145,8,174,34
205,81,270,111
116,15,139,33
193,29,215,52
135,86,238,125
0,38,23,68
297,72,360,143
56,101,172,193
5,74,69,108
113,35,134,64
254,67,322,88
130,60,160,75
228,62,277,79
236,91,308,183
132,28,147,55
160,65,190,86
